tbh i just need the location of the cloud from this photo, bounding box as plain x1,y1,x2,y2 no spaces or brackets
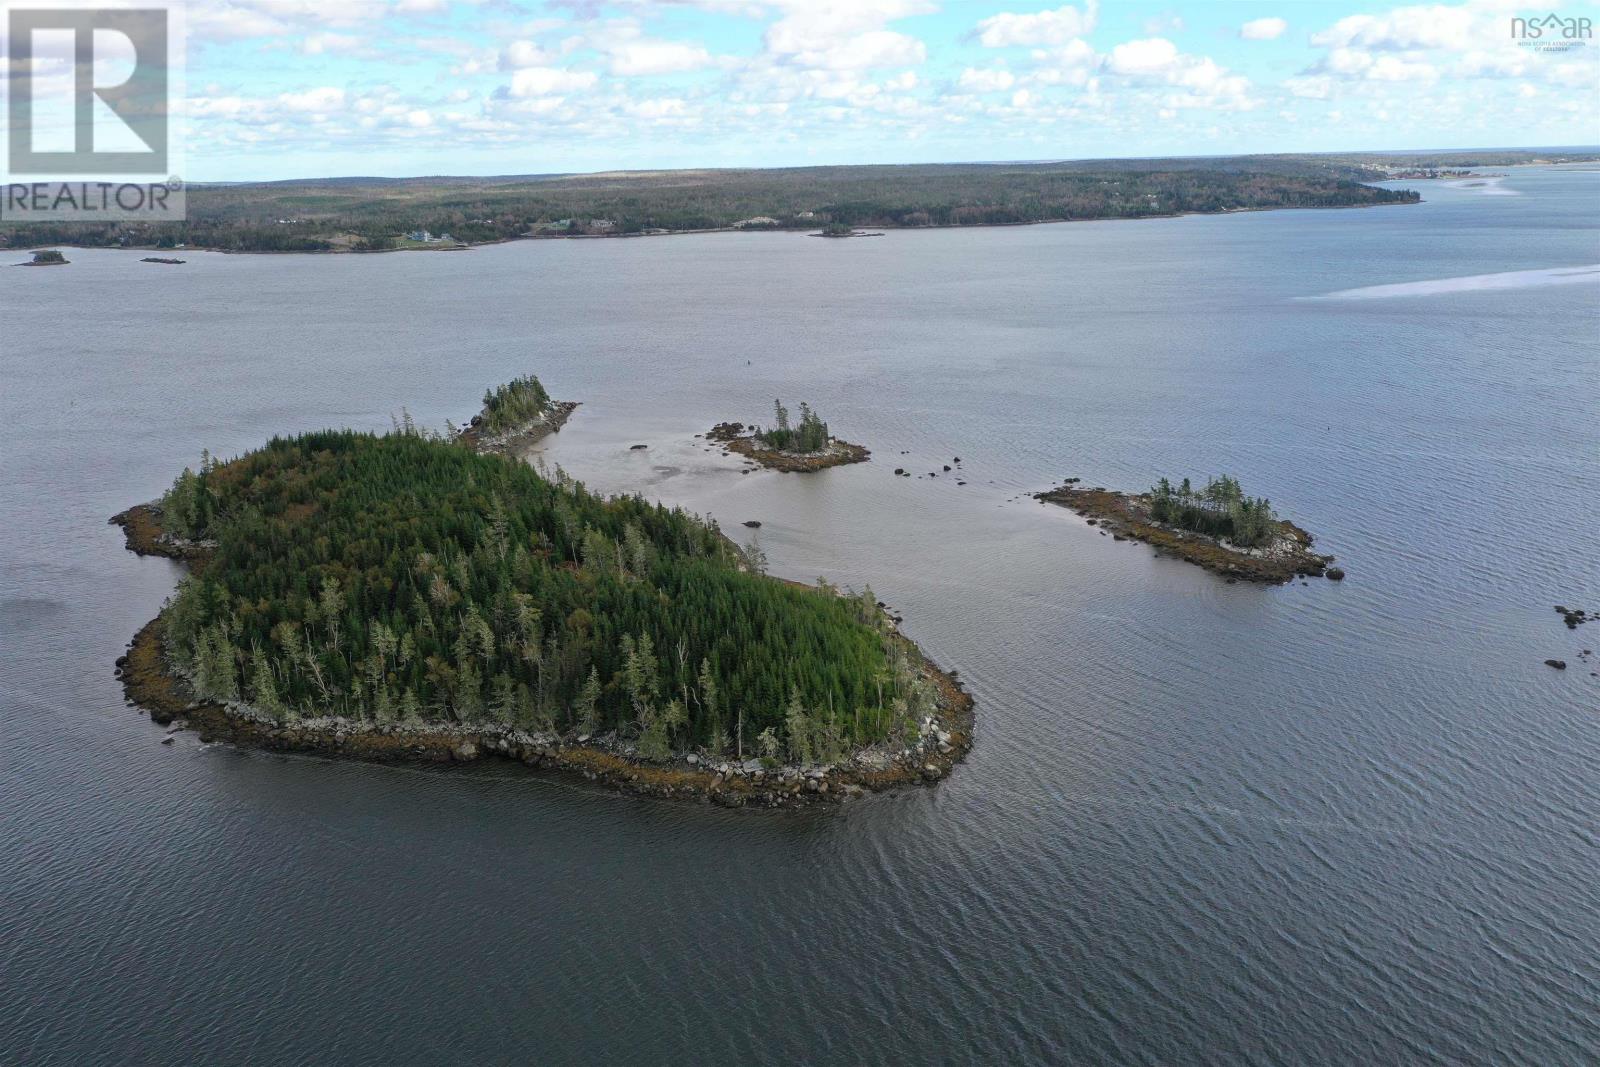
1106,37,1178,75
501,40,558,70
782,30,925,70
1283,74,1334,99
760,1,932,71
1240,17,1287,41
1310,5,1476,51
764,0,933,54
607,39,713,76
624,97,691,120
280,87,347,113
1104,38,1255,109
1030,38,1099,84
975,1,1098,47
301,32,363,55
958,67,1016,92
507,66,598,98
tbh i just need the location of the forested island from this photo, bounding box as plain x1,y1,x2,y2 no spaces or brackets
0,150,1492,253
1037,474,1338,584
708,400,869,472
19,249,67,266
112,382,969,805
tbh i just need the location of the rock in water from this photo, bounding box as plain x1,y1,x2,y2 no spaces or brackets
1544,659,1567,670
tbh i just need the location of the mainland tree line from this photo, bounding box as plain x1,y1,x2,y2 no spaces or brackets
0,164,1422,253
154,427,940,763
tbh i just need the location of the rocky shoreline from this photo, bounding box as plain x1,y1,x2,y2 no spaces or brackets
1036,482,1337,584
455,400,579,454
115,608,972,808
706,422,870,472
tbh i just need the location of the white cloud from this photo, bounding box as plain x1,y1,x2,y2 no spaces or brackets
1106,38,1178,76
757,0,933,72
958,67,1016,92
501,40,557,70
1104,38,1255,110
1310,5,1476,51
976,1,1099,47
764,0,933,55
1366,55,1439,81
784,30,925,70
280,86,346,113
625,97,691,119
301,32,362,55
607,40,713,76
1240,17,1287,41
1029,38,1099,84
508,67,598,98
1284,74,1334,99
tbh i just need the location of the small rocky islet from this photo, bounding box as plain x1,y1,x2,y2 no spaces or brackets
707,399,869,472
1036,474,1338,585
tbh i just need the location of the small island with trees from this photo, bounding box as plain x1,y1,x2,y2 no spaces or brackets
19,249,68,266
110,378,969,806
707,400,870,472
1036,474,1339,584
453,373,579,454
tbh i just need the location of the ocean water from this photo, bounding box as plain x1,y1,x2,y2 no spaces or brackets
1,166,1597,1065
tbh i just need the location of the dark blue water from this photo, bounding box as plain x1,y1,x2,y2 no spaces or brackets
2,166,1597,1065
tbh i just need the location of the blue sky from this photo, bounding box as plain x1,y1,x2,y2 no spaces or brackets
33,0,1600,179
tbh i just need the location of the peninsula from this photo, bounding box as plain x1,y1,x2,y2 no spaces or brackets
1037,474,1338,584
112,380,968,806
708,400,869,472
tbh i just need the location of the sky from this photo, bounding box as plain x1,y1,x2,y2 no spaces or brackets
7,0,1600,180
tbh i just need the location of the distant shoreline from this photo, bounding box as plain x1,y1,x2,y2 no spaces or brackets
23,196,1423,259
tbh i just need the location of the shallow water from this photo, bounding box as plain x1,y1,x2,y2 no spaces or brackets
2,166,1597,1065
